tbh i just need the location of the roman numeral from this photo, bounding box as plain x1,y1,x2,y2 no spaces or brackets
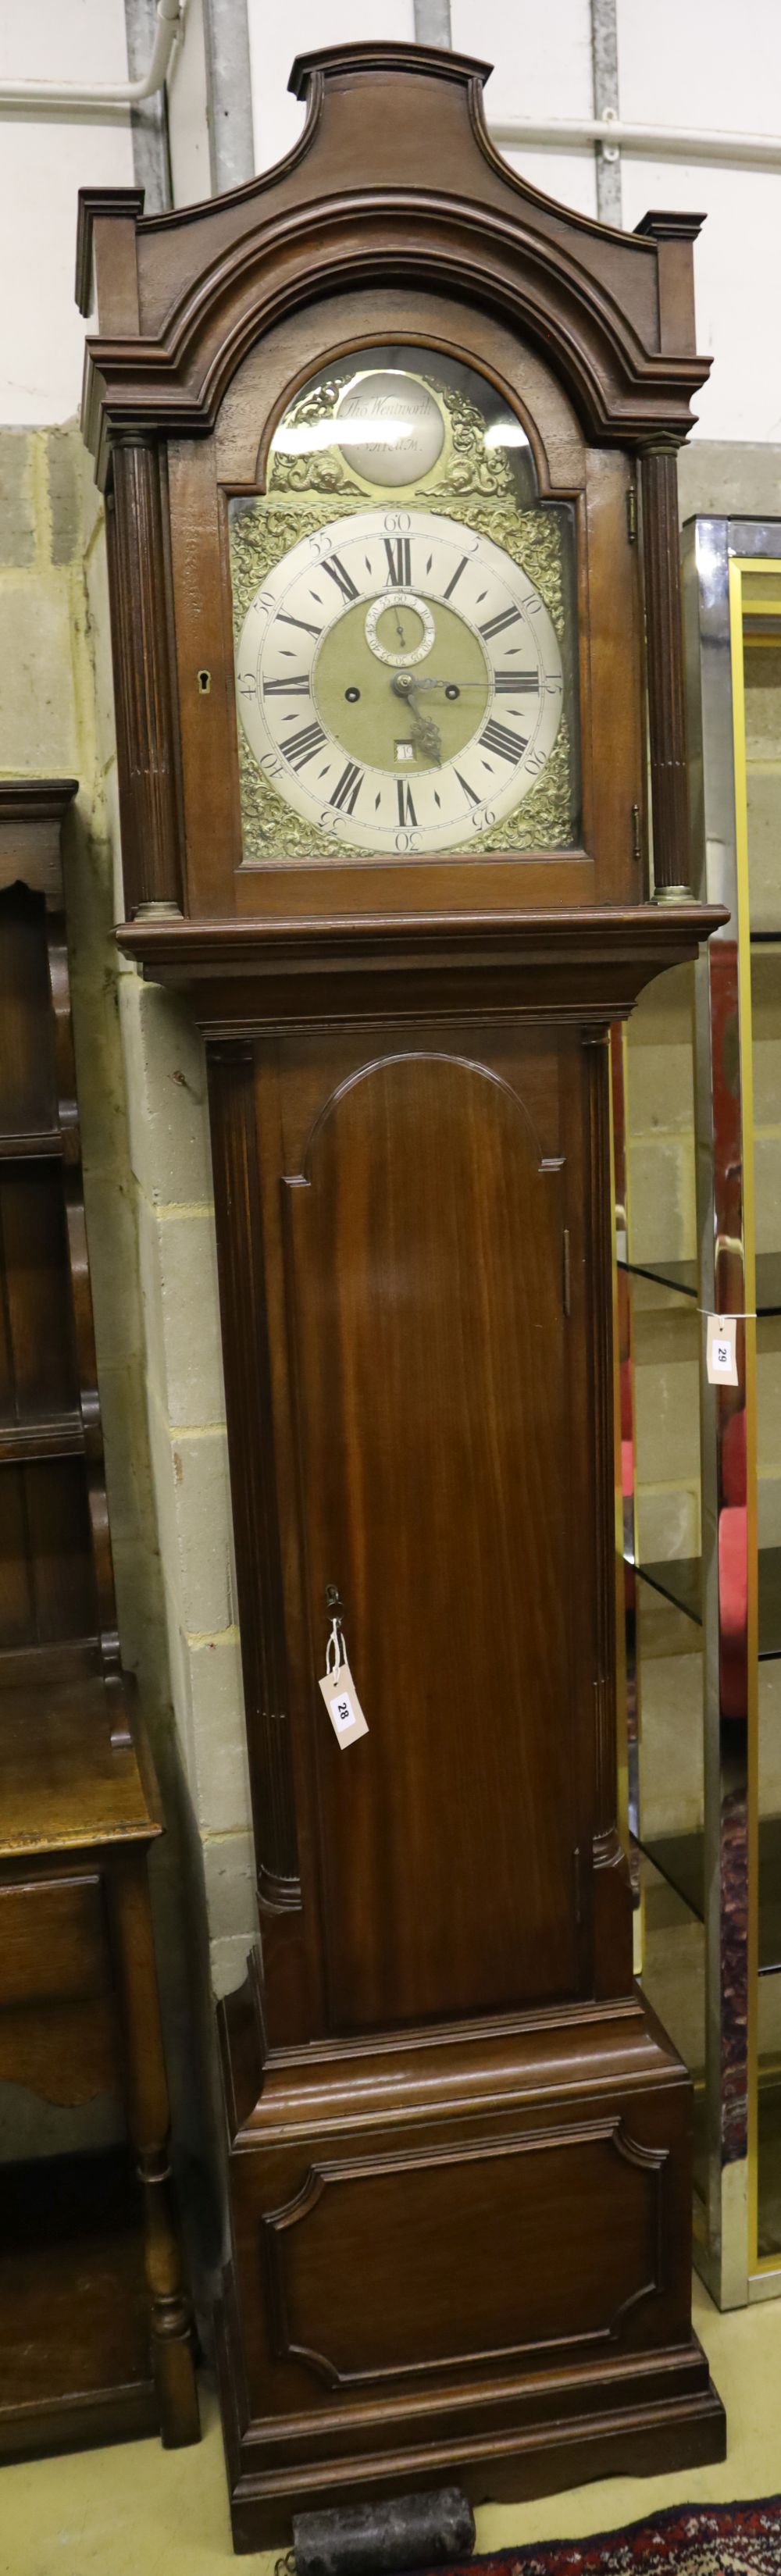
330,761,364,814
323,554,359,604
455,769,479,804
494,669,539,692
480,718,529,762
480,605,522,642
278,611,322,640
397,780,417,826
262,674,310,696
443,555,468,600
384,536,412,586
284,720,327,770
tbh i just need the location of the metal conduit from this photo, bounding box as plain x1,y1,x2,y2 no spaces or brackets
0,0,184,111
490,112,781,172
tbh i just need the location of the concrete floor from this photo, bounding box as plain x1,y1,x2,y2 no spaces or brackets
2,2277,780,2576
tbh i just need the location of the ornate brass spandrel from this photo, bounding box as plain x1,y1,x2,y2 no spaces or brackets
266,373,516,508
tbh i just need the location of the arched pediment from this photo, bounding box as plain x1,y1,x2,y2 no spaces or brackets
77,41,709,485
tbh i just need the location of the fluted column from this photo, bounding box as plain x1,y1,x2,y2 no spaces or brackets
640,440,692,902
106,436,184,919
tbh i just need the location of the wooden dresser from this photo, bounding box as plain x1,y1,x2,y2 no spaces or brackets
0,779,199,2457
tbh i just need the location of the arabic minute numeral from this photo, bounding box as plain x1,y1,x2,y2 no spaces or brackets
526,746,547,775
284,720,328,771
480,718,529,763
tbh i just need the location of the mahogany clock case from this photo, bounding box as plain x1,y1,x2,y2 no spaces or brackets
77,41,726,2548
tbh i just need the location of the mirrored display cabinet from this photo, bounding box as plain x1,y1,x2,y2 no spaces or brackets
615,516,781,2310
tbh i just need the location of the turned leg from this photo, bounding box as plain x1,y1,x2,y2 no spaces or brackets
108,1844,200,2446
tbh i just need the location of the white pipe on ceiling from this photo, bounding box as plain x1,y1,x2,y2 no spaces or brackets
0,0,184,111
489,112,781,171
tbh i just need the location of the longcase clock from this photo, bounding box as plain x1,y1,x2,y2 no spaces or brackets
77,44,726,2549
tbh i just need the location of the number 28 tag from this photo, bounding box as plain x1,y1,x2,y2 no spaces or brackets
705,1314,739,1387
318,1660,369,1751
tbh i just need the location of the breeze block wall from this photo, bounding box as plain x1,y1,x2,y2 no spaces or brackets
0,422,252,2285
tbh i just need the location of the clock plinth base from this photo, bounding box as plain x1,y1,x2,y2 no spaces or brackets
215,1965,726,2554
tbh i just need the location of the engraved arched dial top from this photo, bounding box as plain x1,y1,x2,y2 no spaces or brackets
230,351,580,865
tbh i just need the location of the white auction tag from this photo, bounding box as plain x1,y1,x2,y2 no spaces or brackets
318,1659,369,1751
705,1314,739,1387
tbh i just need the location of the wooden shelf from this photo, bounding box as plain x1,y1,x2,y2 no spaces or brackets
0,801,198,2456
627,1547,781,1660
619,1251,781,1316
637,1822,781,1976
0,2147,157,2459
0,1674,159,1858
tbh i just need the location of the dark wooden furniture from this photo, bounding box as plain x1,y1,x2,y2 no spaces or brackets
0,780,199,2458
78,45,726,2547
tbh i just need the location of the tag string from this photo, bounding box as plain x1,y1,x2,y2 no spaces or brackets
698,1309,754,1323
326,1614,345,1679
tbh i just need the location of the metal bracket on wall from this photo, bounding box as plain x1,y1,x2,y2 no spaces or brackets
411,0,623,229
590,0,622,225
125,0,173,213
412,1,454,45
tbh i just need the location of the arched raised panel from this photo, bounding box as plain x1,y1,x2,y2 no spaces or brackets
281,1046,583,2033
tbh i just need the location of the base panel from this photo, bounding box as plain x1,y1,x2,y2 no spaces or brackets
214,1983,727,2553
216,2300,724,2552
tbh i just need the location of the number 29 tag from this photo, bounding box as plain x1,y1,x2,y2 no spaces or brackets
318,1660,369,1751
705,1314,739,1387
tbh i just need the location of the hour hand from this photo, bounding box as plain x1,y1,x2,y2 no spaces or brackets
392,669,441,762
410,709,442,763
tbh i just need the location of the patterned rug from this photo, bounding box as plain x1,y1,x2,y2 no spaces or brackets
452,2500,781,2571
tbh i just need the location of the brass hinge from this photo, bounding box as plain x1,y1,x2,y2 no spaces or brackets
562,1224,571,1317
573,1845,582,1926
626,483,637,543
631,802,642,863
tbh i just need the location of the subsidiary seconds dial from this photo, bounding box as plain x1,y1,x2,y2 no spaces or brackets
235,508,565,855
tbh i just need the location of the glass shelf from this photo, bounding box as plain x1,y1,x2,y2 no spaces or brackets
619,1254,697,1299
626,1546,781,1660
619,1252,781,1314
636,1822,781,1976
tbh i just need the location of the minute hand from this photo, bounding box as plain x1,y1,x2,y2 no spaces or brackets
393,675,532,692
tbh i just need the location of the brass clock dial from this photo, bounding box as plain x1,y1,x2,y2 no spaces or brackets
236,507,564,856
